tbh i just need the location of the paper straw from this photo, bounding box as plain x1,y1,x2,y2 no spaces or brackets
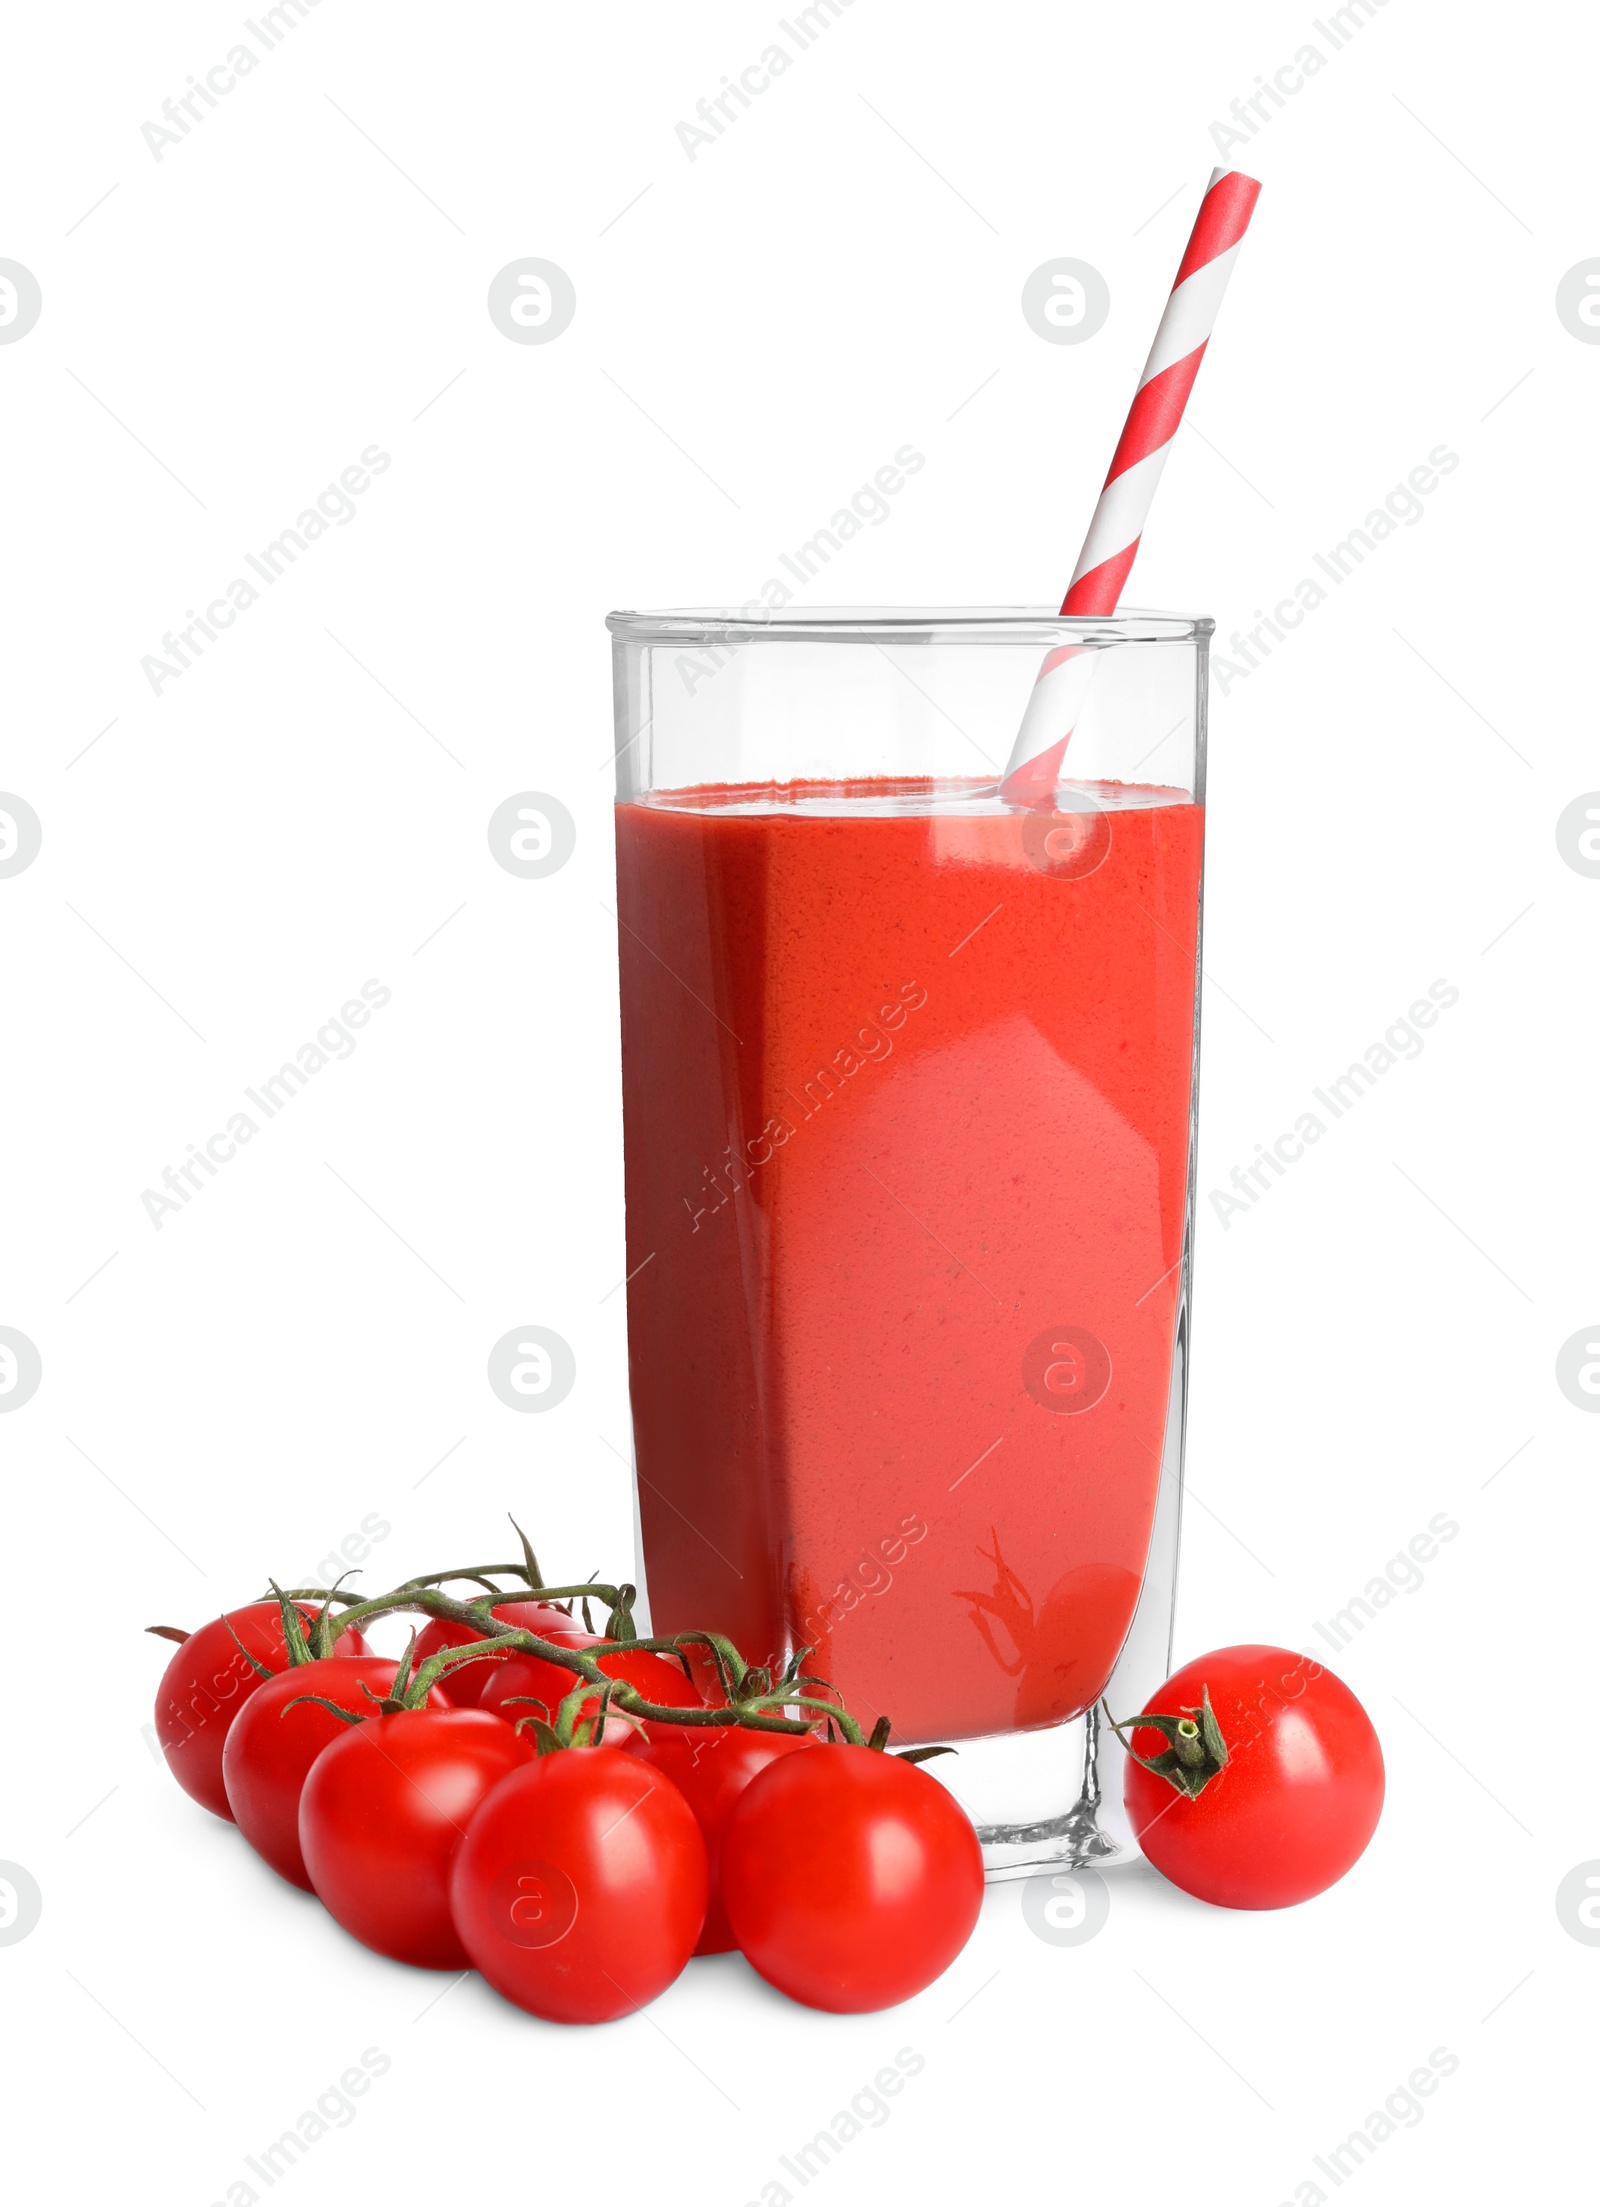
999,167,1262,803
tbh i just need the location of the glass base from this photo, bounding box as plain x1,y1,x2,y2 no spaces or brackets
976,1803,1122,1880
976,1710,1126,1879
922,1703,1136,1881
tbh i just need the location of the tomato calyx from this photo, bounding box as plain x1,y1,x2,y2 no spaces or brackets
502,1675,630,1755
1105,1686,1230,1799
144,1625,191,1645
248,1579,374,1668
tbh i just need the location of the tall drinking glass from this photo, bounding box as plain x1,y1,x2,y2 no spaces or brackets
609,608,1209,1875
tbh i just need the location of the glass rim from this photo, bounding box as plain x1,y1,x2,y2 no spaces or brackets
606,605,1213,646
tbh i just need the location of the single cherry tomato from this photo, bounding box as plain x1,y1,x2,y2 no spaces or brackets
300,1710,533,1967
222,1658,449,1890
623,1722,814,1953
413,1602,579,1707
450,1748,707,2022
477,1634,703,1728
1120,1644,1385,1910
152,1602,368,1821
721,1745,984,2012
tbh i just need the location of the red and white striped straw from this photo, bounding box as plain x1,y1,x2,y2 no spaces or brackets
999,167,1262,803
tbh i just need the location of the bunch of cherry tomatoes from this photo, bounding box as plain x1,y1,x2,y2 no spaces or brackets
151,1546,1387,2025
151,1571,985,2023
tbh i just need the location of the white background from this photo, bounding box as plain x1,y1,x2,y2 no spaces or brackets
1,2,1591,2200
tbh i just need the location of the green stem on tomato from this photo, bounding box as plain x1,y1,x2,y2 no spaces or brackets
1103,1686,1230,1799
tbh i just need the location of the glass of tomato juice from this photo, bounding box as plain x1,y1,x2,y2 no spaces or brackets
608,607,1209,1875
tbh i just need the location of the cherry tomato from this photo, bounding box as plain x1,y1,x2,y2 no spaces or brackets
1121,1644,1385,1910
450,1748,707,2022
222,1658,449,1890
153,1602,367,1821
477,1634,704,1728
412,1602,579,1707
721,1745,984,2012
623,1722,813,1953
300,1710,533,1967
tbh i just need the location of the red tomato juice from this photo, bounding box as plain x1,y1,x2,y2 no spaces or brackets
615,780,1203,1743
